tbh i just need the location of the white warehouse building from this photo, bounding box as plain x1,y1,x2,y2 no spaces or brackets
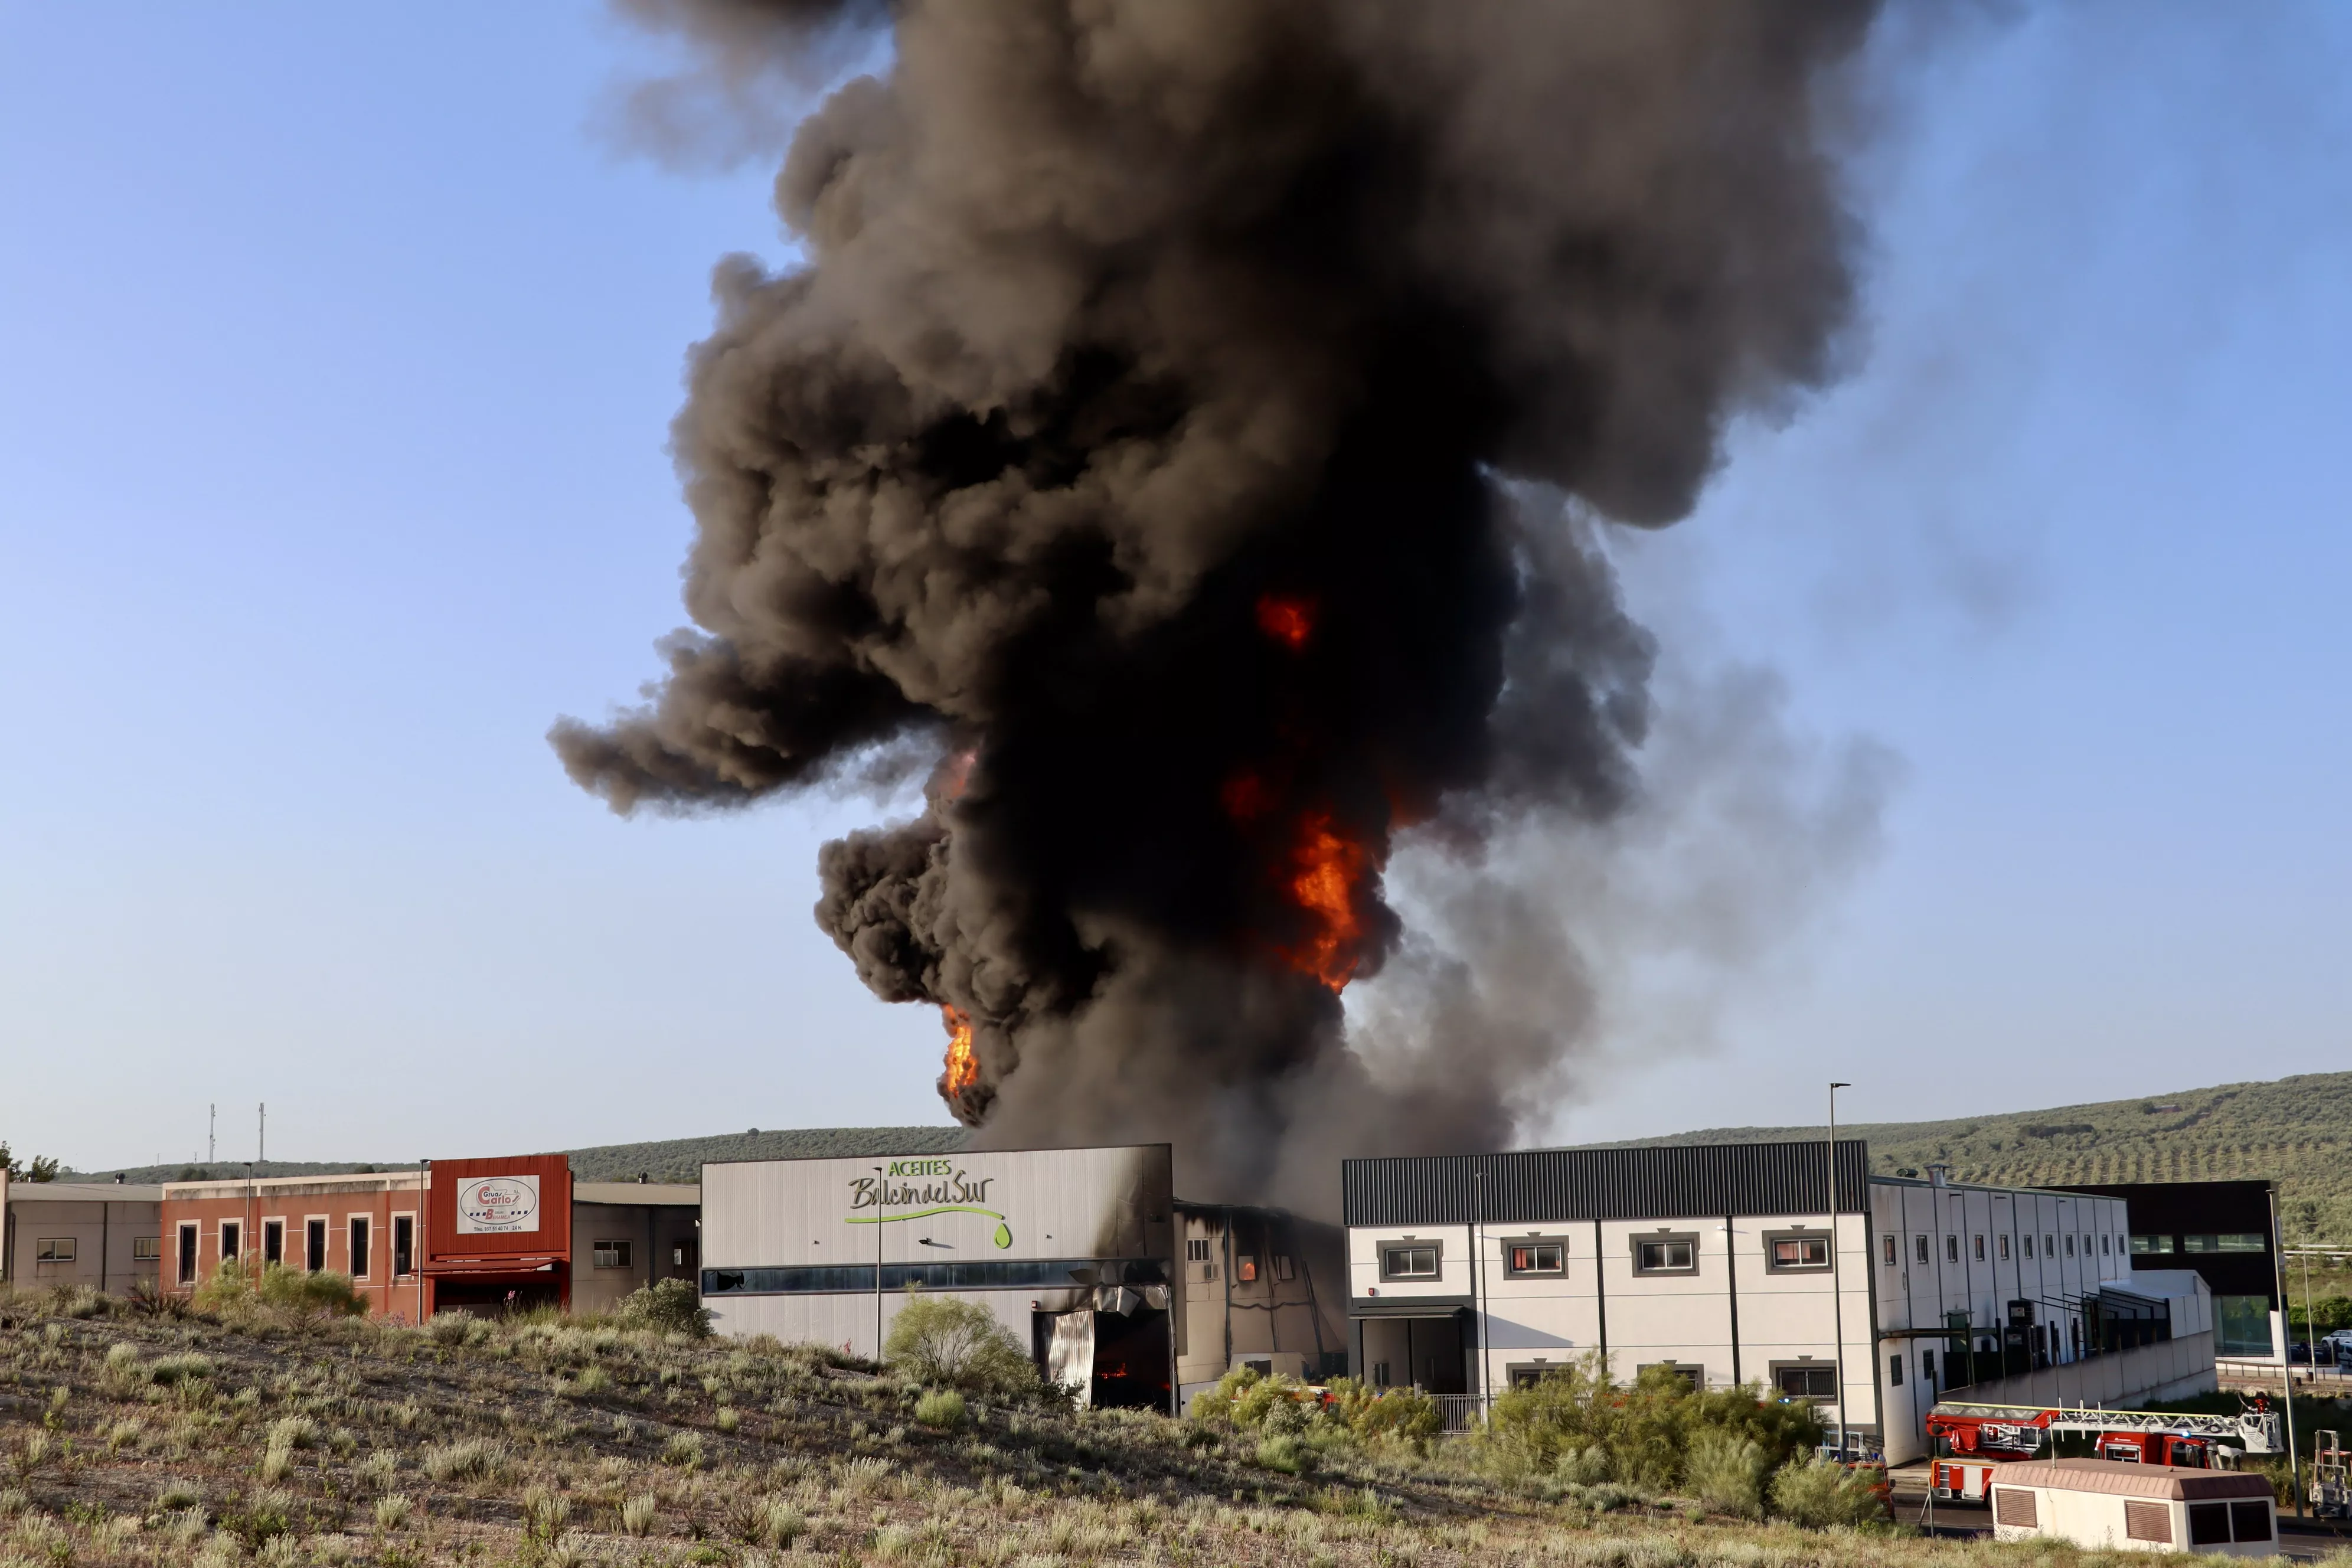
698,1144,1347,1414
1343,1143,2217,1462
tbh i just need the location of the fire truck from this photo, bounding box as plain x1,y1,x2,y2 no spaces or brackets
1925,1398,2284,1502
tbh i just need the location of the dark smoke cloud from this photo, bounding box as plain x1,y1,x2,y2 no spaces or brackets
557,0,1884,1212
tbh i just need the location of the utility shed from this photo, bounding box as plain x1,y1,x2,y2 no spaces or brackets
1988,1459,2276,1555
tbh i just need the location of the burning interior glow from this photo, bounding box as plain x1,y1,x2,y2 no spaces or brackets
1255,593,1315,651
1280,811,1370,991
940,1005,978,1097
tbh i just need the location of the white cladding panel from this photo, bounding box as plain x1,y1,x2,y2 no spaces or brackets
702,1145,1172,1272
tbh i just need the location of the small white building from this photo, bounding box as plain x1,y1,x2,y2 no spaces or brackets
1988,1458,2277,1554
1344,1144,2211,1461
0,1176,163,1294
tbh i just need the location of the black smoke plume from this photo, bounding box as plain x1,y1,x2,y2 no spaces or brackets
558,1,1882,1210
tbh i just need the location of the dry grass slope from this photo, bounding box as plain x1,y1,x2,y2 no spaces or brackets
14,1286,2348,1567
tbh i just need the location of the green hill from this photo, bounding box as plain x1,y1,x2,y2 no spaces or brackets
58,1126,968,1188
1596,1070,2352,1244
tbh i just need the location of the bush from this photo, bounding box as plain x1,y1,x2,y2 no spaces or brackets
1769,1455,1888,1527
617,1279,711,1338
1255,1433,1315,1475
914,1389,968,1430
194,1259,365,1318
883,1293,1034,1394
1325,1378,1442,1445
1685,1429,1771,1518
1483,1353,1823,1489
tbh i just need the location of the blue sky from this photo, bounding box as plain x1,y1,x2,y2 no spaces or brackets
2,5,2346,1170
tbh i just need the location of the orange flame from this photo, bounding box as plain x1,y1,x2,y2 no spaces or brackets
1280,810,1368,990
940,1005,978,1096
1256,593,1315,650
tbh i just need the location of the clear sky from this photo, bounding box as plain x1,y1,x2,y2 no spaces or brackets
3,5,2347,1171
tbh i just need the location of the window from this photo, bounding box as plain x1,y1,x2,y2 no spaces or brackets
221,1221,241,1260
593,1240,634,1269
1920,1349,1936,1384
1505,1241,1566,1277
2023,1233,2034,1258
1379,1243,1439,1281
2045,1234,2056,1257
1766,1233,1830,1272
349,1217,371,1280
1634,1235,1697,1275
1638,1363,1703,1391
263,1219,285,1266
2131,1234,2173,1255
2216,1295,2275,1357
2187,1503,2231,1547
1507,1365,1560,1390
2184,1233,2267,1253
2124,1501,2171,1544
133,1236,161,1262
1370,1360,1391,1388
1273,1255,1295,1282
1998,1234,2011,1261
1185,1239,1212,1263
2229,1501,2272,1542
2100,1233,2111,1255
1915,1235,1930,1265
305,1219,326,1272
178,1224,198,1285
1887,1354,1903,1387
1772,1362,1835,1401
1994,1488,2039,1528
1974,1235,1986,1262
2064,1234,2075,1257
1883,1234,1896,1266
1946,1235,1959,1263
393,1215,414,1278
34,1237,76,1263
1237,1256,1259,1283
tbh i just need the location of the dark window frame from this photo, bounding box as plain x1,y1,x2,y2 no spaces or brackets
1769,1360,1837,1402
1637,1362,1704,1391
305,1217,327,1272
1503,1237,1570,1278
392,1214,414,1278
348,1216,371,1280
220,1221,241,1261
177,1223,198,1285
262,1219,285,1267
34,1237,76,1263
1763,1230,1831,1273
1632,1233,1700,1276
1378,1242,1442,1282
132,1235,161,1262
592,1239,634,1270
2187,1502,2231,1547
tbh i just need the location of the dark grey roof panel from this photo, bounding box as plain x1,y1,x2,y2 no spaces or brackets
1342,1140,1869,1227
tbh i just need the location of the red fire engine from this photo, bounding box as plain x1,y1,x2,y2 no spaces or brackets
1925,1398,2283,1502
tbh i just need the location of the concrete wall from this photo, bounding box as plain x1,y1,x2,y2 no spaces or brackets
1174,1208,1344,1401
570,1199,700,1316
2,1187,162,1293
1935,1331,2220,1414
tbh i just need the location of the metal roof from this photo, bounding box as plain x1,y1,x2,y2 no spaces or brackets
1991,1459,2272,1501
1342,1141,1870,1227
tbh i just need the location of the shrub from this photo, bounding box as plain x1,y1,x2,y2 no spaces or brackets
373,1494,412,1531
914,1389,968,1430
662,1430,706,1468
883,1293,1034,1394
1769,1455,1887,1527
1484,1353,1822,1489
421,1438,507,1483
1685,1429,1771,1518
148,1351,214,1386
618,1279,711,1338
156,1479,204,1511
621,1494,659,1537
195,1259,365,1318
1255,1433,1315,1475
757,1498,806,1548
1325,1378,1441,1444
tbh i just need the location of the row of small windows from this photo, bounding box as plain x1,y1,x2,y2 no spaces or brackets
1377,1231,1829,1282
172,1216,412,1286
1881,1229,2122,1267
31,1237,168,1263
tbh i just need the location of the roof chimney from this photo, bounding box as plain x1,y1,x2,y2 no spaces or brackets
1927,1163,1950,1188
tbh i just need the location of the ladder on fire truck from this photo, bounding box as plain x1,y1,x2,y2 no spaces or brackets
1928,1399,2285,1455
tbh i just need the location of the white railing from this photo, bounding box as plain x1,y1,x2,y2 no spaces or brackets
1430,1393,1484,1435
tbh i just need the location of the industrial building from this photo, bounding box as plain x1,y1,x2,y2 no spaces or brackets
159,1157,696,1319
698,1144,1345,1413
1342,1143,2216,1462
2056,1180,2284,1360
0,1175,162,1295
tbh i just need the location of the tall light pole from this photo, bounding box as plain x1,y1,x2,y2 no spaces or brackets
1829,1082,1851,1462
873,1165,887,1368
2268,1184,2301,1517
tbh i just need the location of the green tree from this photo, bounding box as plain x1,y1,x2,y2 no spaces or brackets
883,1292,1035,1393
0,1142,61,1182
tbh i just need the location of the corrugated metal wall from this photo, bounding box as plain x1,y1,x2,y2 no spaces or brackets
1341,1141,1870,1227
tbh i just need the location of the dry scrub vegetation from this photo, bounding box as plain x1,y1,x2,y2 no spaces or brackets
0,1283,2344,1568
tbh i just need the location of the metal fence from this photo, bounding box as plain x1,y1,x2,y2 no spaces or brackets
1430,1393,1485,1435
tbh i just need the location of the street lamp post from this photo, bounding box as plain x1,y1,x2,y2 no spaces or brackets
873,1165,887,1367
1829,1082,1851,1462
